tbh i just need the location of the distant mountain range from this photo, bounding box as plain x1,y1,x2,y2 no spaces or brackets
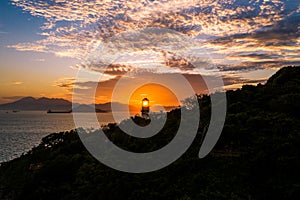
0,97,74,111
0,97,137,113
72,104,107,113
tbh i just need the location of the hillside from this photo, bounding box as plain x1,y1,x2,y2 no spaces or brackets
0,66,299,200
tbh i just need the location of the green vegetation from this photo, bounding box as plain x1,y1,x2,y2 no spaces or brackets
0,67,300,200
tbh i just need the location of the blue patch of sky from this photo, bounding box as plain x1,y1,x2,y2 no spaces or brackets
0,0,46,46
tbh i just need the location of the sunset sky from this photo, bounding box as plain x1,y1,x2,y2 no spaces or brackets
0,0,299,105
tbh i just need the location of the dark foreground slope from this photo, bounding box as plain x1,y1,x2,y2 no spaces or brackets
0,67,299,200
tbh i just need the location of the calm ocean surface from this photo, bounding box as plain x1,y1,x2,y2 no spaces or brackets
0,110,119,163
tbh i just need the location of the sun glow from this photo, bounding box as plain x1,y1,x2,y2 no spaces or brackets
129,83,179,112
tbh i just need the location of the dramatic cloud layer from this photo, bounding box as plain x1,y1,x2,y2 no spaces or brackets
9,0,300,89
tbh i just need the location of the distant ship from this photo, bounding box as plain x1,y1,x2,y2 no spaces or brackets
47,109,72,114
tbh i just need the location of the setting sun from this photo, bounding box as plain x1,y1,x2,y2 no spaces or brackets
129,83,179,112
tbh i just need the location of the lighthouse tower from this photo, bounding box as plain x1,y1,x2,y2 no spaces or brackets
141,98,150,118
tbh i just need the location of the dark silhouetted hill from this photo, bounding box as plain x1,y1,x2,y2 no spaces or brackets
267,66,300,86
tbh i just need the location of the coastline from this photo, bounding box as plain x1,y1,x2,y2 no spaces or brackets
0,111,118,164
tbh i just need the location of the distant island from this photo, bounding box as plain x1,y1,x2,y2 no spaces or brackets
72,105,108,113
46,104,108,113
0,97,73,111
0,97,135,113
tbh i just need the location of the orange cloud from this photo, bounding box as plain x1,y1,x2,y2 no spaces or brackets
11,81,24,86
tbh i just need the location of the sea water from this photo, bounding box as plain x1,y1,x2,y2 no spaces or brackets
0,110,121,163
